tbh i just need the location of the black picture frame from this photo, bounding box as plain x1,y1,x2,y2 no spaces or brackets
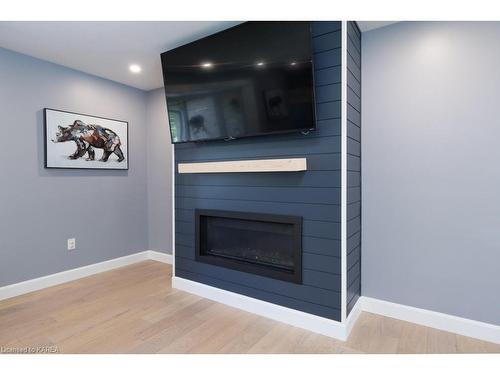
44,108,129,170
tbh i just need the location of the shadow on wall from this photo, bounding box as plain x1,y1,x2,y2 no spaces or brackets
36,109,128,177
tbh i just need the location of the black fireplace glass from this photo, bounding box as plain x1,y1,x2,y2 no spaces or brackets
195,209,302,283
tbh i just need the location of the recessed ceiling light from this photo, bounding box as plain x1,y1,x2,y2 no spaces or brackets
256,61,265,66
290,61,297,66
201,62,213,68
129,64,142,74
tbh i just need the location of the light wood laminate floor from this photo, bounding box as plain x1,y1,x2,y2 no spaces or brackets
0,261,498,354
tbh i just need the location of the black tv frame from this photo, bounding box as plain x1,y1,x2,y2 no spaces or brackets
161,21,317,144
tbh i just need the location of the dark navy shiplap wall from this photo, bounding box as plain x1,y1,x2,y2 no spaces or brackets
174,21,343,321
346,21,361,316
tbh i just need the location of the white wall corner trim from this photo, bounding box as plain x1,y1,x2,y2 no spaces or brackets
340,20,348,323
172,276,356,341
0,250,172,302
359,297,500,345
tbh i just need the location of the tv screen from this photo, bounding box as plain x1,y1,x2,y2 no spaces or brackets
161,21,315,144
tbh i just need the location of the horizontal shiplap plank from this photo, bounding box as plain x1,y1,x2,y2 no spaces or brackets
175,197,340,222
176,248,340,276
347,231,361,252
303,269,341,291
303,220,341,239
174,209,191,222
347,170,360,187
347,121,360,139
316,118,341,136
349,21,361,39
312,21,341,36
313,48,341,70
315,83,342,103
347,33,361,59
176,136,340,161
347,137,361,156
347,261,361,289
174,123,338,149
347,37,361,69
315,66,341,86
305,153,341,171
347,245,361,270
347,201,361,221
347,22,361,51
347,69,361,98
175,127,338,150
347,53,361,83
347,36,361,269
303,236,340,257
317,100,341,120
347,86,361,112
303,252,341,274
175,233,340,257
175,232,191,247
347,154,360,171
176,218,341,240
347,103,361,127
313,30,341,52
347,275,361,308
347,216,361,238
347,187,361,204
176,171,341,188
176,244,196,259
176,185,341,205
347,293,360,315
175,256,341,307
175,268,341,320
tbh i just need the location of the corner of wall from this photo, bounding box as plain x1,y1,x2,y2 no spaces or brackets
145,87,174,255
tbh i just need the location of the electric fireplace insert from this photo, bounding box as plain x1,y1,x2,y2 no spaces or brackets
195,209,302,283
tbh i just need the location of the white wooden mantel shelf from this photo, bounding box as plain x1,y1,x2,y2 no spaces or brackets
178,158,307,174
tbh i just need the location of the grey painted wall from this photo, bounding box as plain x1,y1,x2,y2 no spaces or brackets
0,47,149,287
174,21,343,321
362,22,500,325
146,88,173,253
346,21,361,316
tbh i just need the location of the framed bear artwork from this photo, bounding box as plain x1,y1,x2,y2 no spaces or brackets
44,108,129,170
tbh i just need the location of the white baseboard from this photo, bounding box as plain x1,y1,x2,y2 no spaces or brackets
0,250,172,302
172,276,355,341
344,297,363,339
171,277,500,344
359,296,500,345
148,250,173,264
3,252,498,345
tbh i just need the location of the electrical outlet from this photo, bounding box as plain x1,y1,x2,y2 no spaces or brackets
67,238,76,251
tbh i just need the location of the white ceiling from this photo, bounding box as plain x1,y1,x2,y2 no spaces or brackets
0,21,239,91
0,21,397,91
357,21,398,33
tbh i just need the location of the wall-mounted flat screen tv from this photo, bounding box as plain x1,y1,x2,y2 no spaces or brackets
161,21,315,144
